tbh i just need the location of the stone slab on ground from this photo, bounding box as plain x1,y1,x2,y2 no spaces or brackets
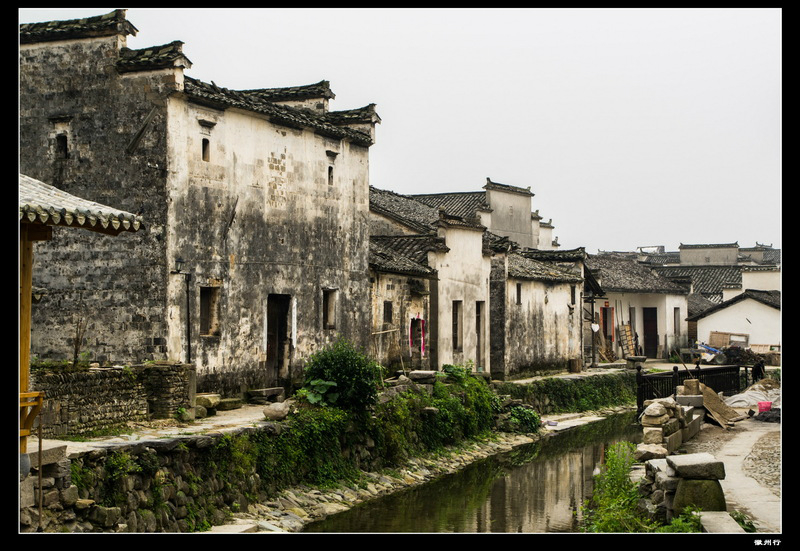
542,414,606,432
698,511,746,533
207,522,260,533
217,397,244,411
667,452,726,480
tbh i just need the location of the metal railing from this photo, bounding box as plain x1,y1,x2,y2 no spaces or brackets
635,362,763,413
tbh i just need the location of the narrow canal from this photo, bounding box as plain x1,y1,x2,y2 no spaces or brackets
303,411,642,533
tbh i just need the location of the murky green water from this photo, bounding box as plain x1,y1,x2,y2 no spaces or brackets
303,411,641,533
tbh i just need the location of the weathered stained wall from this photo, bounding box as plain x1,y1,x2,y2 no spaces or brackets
19,35,173,365
165,99,372,392
19,22,374,398
428,226,491,370
503,278,581,376
679,244,739,265
485,188,534,248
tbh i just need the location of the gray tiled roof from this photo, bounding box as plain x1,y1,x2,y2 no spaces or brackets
687,293,717,317
19,174,143,234
19,9,137,44
586,254,688,295
520,247,587,262
651,265,743,303
411,179,532,219
411,191,490,219
507,253,583,283
370,235,449,268
640,251,681,265
324,104,382,126
370,187,452,233
369,186,485,233
369,237,437,278
184,77,375,147
117,41,191,73
241,81,336,102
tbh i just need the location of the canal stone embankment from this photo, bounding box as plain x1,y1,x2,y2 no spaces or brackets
20,367,638,533
20,403,635,533
24,365,777,534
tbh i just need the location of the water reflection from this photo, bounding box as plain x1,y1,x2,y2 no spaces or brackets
304,411,641,533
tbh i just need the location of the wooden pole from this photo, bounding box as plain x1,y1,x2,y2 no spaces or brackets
20,225,32,394
20,225,33,453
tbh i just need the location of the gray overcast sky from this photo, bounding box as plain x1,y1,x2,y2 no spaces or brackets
19,7,782,254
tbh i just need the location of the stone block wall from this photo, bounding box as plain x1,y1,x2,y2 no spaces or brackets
30,363,195,438
137,362,196,419
20,428,270,533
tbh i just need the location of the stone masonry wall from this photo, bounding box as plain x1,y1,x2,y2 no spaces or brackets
20,34,172,366
30,363,195,438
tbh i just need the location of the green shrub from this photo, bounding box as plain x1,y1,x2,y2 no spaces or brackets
507,405,541,433
582,442,702,533
254,406,358,489
301,339,383,413
582,441,655,532
368,368,498,463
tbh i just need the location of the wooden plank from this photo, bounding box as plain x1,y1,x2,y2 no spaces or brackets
700,383,741,426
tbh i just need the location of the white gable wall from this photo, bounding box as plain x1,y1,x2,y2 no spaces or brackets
696,299,780,347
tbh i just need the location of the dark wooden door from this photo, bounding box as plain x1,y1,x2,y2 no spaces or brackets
643,307,658,358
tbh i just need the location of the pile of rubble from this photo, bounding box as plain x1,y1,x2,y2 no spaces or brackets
635,380,705,461
633,453,727,524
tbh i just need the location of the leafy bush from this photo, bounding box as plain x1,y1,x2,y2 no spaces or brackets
507,405,541,433
301,339,383,413
368,368,499,463
582,441,655,532
254,406,358,489
582,441,702,533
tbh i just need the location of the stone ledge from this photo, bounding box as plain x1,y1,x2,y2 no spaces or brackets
666,452,726,480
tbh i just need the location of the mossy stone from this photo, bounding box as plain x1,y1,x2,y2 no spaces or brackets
672,479,726,515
